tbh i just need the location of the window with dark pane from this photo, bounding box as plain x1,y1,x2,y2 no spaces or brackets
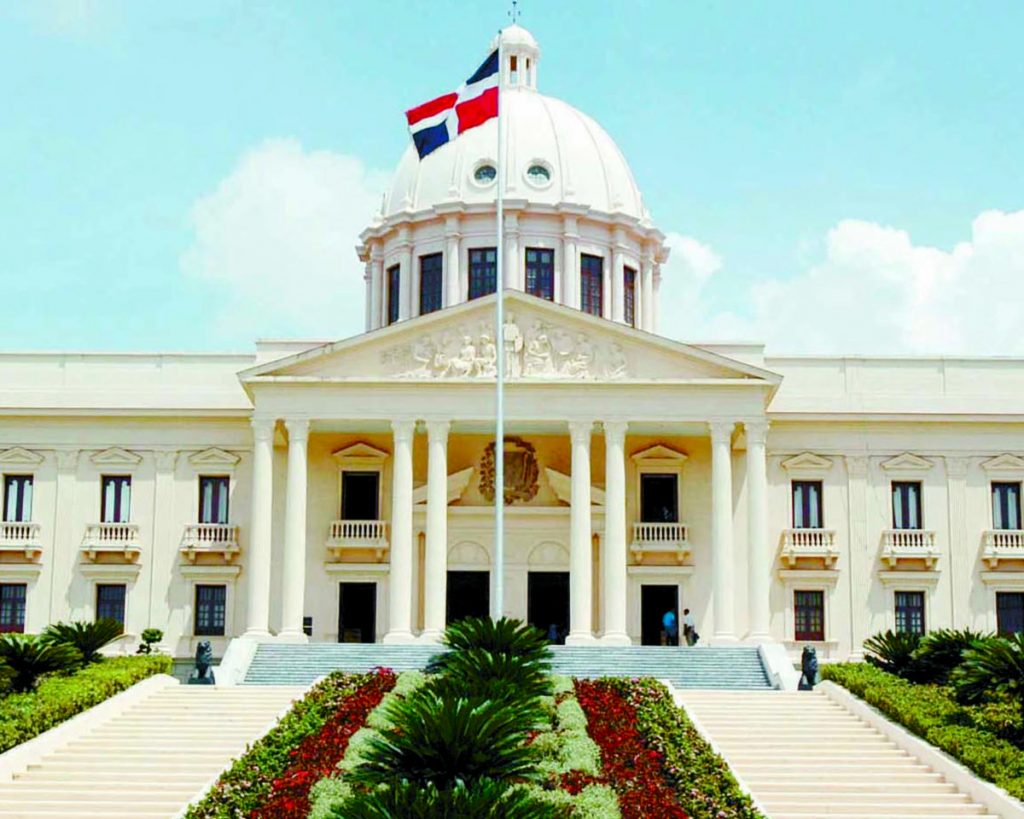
195,584,227,636
640,474,678,523
580,254,603,316
894,590,925,634
419,253,444,315
891,481,923,530
992,482,1022,530
794,590,825,641
341,471,380,520
0,584,26,633
997,592,1024,636
96,584,126,630
386,264,401,325
468,248,497,299
3,475,33,522
525,247,554,300
101,476,131,523
791,481,823,528
624,266,637,326
199,476,230,525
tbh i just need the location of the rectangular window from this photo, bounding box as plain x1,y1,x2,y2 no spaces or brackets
640,474,678,523
997,592,1024,636
468,248,497,299
199,476,230,525
792,481,823,529
580,254,603,316
0,584,26,633
624,266,637,327
419,253,444,315
894,591,925,634
525,247,554,301
891,481,923,530
993,482,1022,530
101,476,131,523
386,264,401,325
341,471,380,520
3,475,33,522
96,584,126,629
794,590,825,641
194,584,227,636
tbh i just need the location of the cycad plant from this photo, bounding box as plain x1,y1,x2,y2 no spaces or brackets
428,617,551,673
863,629,922,678
43,619,124,665
0,634,80,693
912,628,993,684
333,778,558,819
952,633,1024,722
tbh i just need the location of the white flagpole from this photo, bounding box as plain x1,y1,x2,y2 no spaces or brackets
493,31,505,622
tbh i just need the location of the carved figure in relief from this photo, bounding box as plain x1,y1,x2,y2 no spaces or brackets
449,336,476,377
410,337,435,378
503,313,524,378
550,329,575,375
524,320,553,376
568,334,594,378
477,333,497,377
606,343,628,379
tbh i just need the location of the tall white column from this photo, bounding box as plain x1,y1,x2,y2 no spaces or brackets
244,417,275,637
745,420,771,641
504,214,520,289
398,243,413,321
384,419,417,643
652,265,662,333
602,421,630,644
709,420,737,643
445,218,461,307
566,420,595,644
611,230,626,323
640,254,654,332
363,260,373,331
370,252,383,330
421,420,450,641
279,418,310,641
563,217,579,309
601,252,612,320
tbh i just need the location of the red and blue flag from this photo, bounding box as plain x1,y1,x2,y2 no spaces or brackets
405,49,499,159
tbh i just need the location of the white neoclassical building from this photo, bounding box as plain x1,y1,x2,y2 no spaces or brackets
2,26,1024,663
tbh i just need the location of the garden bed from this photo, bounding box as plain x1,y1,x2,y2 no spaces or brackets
0,654,171,754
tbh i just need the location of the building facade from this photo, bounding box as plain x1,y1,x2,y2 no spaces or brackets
2,26,1023,661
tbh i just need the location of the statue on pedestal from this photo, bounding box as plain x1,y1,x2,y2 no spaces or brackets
188,640,216,685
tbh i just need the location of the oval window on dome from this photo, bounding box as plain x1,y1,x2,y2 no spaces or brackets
474,164,497,183
527,164,551,183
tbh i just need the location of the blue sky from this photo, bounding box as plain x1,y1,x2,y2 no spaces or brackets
2,1,1023,354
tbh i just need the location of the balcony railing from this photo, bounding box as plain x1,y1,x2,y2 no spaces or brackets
0,521,42,560
780,528,838,568
327,519,389,561
82,522,141,562
881,528,939,569
180,523,240,563
630,522,690,563
983,529,1024,569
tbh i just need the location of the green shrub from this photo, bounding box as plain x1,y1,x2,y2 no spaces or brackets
824,662,1024,799
43,619,124,665
953,633,1024,722
0,634,81,693
137,628,164,655
429,616,551,673
863,629,922,677
330,778,560,819
0,655,170,751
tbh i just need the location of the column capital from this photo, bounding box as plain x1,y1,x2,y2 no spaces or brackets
603,420,628,444
707,420,736,444
55,449,79,472
251,416,276,442
845,454,869,478
424,419,451,441
568,420,595,445
284,418,311,442
744,419,770,445
391,418,417,443
944,456,970,479
153,450,178,473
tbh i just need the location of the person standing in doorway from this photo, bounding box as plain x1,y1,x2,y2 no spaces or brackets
662,608,678,646
682,608,697,645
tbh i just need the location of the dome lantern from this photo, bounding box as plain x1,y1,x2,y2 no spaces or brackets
492,24,540,91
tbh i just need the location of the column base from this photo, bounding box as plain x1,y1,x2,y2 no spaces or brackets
275,630,309,644
241,628,272,640
418,630,444,644
709,634,740,646
565,632,598,646
743,631,773,644
600,632,632,646
382,630,418,644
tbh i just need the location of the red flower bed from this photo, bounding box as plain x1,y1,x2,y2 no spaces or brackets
575,679,688,818
252,668,397,819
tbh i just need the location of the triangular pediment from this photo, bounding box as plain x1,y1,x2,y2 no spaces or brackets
0,447,44,466
781,452,833,473
982,453,1024,473
880,452,933,472
413,467,475,505
544,468,605,506
188,448,241,467
332,442,390,464
631,444,688,464
239,292,781,387
91,447,142,466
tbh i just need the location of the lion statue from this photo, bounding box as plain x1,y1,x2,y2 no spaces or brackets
798,645,818,690
188,640,216,685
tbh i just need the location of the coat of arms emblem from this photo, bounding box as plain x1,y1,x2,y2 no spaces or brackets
480,436,540,505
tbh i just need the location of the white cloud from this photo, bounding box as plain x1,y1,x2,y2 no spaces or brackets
660,209,1024,355
182,139,389,344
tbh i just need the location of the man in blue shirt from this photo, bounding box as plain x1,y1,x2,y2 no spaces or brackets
662,609,678,646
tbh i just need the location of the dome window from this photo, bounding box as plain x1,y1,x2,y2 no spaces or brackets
526,163,551,186
474,164,497,184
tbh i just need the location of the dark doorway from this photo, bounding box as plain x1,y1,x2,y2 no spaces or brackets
446,571,490,624
528,572,569,643
341,472,380,520
338,582,376,643
641,474,678,522
641,584,679,646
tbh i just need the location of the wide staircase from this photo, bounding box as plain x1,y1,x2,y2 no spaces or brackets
244,642,772,689
679,690,997,818
0,683,302,818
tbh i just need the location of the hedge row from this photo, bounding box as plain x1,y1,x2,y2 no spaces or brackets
0,654,172,754
823,662,1024,800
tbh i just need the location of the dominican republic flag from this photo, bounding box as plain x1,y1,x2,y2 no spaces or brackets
405,49,499,159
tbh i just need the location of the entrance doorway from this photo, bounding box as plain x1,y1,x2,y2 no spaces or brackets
641,584,679,646
527,572,569,643
446,571,490,624
338,582,376,643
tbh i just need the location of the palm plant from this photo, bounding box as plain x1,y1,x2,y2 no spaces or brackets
43,619,124,664
952,633,1024,722
912,628,993,684
0,634,80,693
863,629,922,678
426,647,553,704
428,617,551,676
332,779,558,819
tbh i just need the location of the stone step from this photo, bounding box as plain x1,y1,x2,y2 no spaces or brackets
762,804,988,817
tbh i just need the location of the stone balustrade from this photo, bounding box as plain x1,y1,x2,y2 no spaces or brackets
81,522,141,561
982,529,1024,568
630,521,691,563
0,521,42,560
180,523,240,563
881,528,939,568
326,519,389,561
780,527,839,568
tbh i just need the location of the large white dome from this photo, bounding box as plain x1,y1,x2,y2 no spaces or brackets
384,81,650,224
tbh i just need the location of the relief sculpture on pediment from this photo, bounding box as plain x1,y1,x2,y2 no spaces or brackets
381,314,629,380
